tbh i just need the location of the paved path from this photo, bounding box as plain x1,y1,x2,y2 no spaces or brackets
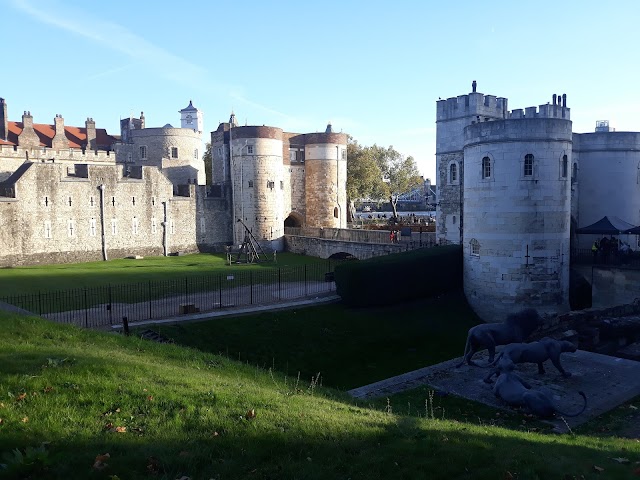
348,350,640,432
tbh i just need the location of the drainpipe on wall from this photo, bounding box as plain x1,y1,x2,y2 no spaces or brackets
98,184,108,261
162,201,168,256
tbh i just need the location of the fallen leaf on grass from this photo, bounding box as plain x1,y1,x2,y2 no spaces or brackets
147,395,154,401
93,453,110,470
0,418,3,424
43,386,53,393
16,393,26,401
104,422,114,431
114,426,127,433
212,431,219,437
246,409,256,419
611,457,630,464
593,465,604,473
21,417,28,423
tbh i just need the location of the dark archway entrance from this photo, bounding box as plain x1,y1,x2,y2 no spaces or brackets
284,212,303,228
328,252,358,261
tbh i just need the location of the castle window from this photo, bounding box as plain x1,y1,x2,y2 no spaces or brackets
140,146,147,159
112,196,116,207
111,219,117,236
200,217,206,233
171,147,178,158
470,238,480,256
194,149,198,159
267,181,275,189
524,154,534,177
90,218,96,237
170,220,175,234
132,196,136,206
482,157,491,179
248,180,253,188
152,196,156,206
289,150,296,162
452,215,457,225
449,163,457,183
334,207,339,218
127,153,132,163
44,196,49,207
341,149,346,160
151,217,157,234
44,221,52,239
90,196,94,207
280,180,284,190
67,219,75,238
68,196,72,206
132,217,139,234
247,145,254,154
572,163,578,183
562,155,568,178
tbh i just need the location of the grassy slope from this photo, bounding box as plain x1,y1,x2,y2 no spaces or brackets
1,314,639,480
0,253,326,296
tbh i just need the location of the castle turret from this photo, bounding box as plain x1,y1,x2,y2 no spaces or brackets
230,126,285,249
85,117,96,151
304,129,348,228
18,111,40,148
180,100,203,132
0,98,7,141
462,104,573,320
435,84,508,244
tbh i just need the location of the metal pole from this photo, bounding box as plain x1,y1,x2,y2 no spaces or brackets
84,288,88,328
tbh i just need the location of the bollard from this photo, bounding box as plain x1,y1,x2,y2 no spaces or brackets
122,316,130,336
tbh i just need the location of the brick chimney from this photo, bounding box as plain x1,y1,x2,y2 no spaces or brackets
51,114,69,151
85,117,96,151
17,111,40,148
0,98,7,141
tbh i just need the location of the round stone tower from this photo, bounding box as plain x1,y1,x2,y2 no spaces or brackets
462,109,573,321
304,126,348,228
229,126,285,251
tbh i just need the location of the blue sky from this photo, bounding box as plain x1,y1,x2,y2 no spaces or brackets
3,0,640,181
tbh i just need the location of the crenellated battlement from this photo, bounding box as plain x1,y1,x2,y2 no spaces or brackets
0,144,116,163
508,103,571,121
437,92,508,122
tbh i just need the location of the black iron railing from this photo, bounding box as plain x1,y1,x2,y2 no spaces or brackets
0,261,337,328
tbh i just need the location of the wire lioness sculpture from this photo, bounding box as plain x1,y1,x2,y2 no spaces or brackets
492,362,587,418
456,308,542,367
483,337,577,383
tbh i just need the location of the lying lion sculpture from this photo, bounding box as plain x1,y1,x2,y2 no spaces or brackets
483,337,577,383
456,308,542,367
492,362,587,418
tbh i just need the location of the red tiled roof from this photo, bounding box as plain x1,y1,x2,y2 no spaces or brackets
3,121,118,150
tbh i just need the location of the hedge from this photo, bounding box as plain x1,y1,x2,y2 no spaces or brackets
334,245,463,307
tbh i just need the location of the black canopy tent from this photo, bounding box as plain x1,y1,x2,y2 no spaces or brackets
576,216,637,235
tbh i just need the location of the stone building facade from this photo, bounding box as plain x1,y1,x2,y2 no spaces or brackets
437,84,640,320
0,99,347,266
211,117,348,250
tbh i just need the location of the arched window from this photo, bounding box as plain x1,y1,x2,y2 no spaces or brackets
562,155,568,178
333,207,339,218
470,238,480,256
572,163,578,183
482,157,491,179
449,163,457,183
524,154,534,176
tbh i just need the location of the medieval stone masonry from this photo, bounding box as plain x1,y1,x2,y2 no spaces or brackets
436,84,640,321
0,98,347,266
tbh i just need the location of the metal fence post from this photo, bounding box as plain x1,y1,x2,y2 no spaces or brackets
250,271,253,305
38,291,42,316
185,277,189,306
148,280,152,320
108,284,113,325
278,268,282,301
84,288,89,328
304,264,307,296
219,273,222,309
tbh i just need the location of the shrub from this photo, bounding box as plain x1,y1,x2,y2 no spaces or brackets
334,245,462,307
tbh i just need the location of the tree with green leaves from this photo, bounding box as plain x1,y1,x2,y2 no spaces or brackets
202,142,212,185
346,138,422,221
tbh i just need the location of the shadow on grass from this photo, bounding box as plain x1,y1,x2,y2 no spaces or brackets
1,411,636,480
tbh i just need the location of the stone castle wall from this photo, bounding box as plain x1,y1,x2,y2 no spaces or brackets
462,117,573,321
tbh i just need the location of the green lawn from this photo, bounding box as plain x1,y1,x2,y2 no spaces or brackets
1,313,639,480
146,291,481,390
0,252,329,296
